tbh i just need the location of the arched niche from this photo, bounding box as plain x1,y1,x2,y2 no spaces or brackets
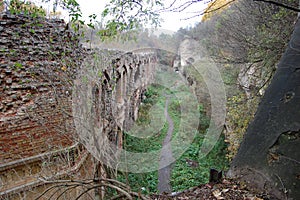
101,79,108,119
134,66,140,84
91,84,101,128
115,71,123,104
122,66,128,102
103,70,110,82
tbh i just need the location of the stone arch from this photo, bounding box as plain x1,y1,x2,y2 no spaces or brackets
92,84,101,128
116,127,123,148
131,88,143,121
103,70,110,82
128,64,135,91
122,66,128,101
101,79,108,119
115,71,122,104
134,66,140,84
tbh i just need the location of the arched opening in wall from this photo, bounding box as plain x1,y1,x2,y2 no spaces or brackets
129,65,134,90
101,71,111,120
92,85,101,128
107,127,122,149
101,79,108,119
107,129,117,146
115,72,122,104
122,66,127,101
116,127,123,148
134,66,140,83
145,58,150,79
122,67,129,130
132,88,142,121
103,71,110,83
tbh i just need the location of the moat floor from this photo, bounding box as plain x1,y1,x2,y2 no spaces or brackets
151,178,271,200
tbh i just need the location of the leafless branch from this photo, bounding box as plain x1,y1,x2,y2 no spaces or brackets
35,178,149,200
161,0,178,11
159,0,209,13
181,0,236,20
253,0,300,12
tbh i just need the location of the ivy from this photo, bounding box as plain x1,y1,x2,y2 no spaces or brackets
225,92,259,160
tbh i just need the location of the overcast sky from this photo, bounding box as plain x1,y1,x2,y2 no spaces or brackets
75,0,208,31
33,0,207,31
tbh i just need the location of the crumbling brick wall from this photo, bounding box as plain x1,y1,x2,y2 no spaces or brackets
0,13,90,198
0,13,157,199
0,13,84,163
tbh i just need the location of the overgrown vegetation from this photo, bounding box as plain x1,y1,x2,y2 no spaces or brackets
183,0,298,159
117,84,229,194
3,0,299,198
8,0,46,17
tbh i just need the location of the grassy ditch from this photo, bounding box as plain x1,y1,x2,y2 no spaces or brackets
117,83,229,194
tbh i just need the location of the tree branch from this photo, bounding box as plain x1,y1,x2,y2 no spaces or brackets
181,0,236,20
161,0,208,12
253,0,300,12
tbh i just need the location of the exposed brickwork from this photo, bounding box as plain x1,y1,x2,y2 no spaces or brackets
0,13,84,163
73,49,157,167
0,12,157,199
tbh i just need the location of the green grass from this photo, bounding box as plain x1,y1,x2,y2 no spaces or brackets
117,79,229,194
171,134,229,191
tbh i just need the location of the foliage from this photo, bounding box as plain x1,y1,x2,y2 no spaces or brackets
246,5,296,87
5,0,299,196
171,133,229,191
225,92,259,160
118,84,229,194
9,0,46,17
202,0,233,22
117,84,167,193
99,0,161,39
184,0,298,159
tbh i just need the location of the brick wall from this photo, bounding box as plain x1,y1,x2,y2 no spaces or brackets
0,12,157,199
0,13,90,198
0,13,84,163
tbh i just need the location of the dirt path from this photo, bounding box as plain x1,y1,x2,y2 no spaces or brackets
158,96,174,194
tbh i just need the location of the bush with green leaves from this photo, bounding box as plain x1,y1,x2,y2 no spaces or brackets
9,0,46,18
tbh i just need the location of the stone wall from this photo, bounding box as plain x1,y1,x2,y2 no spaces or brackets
0,13,157,199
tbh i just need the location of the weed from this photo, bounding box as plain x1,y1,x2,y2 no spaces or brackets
117,84,229,194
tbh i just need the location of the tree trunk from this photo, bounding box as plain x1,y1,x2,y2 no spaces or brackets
228,18,300,200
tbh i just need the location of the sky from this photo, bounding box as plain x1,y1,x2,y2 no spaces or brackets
75,0,208,32
33,0,208,32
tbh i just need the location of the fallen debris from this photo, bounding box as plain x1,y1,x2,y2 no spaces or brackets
150,179,271,200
